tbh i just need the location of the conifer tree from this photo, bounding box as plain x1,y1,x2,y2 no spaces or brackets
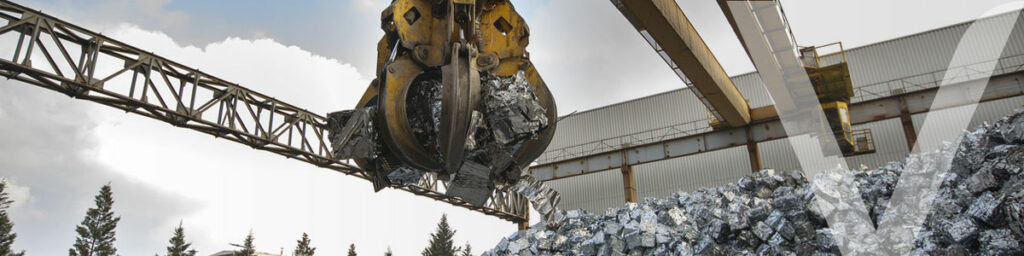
165,221,196,256
460,243,472,256
233,231,256,256
0,179,24,256
293,233,315,256
421,214,460,256
69,184,120,256
384,246,392,256
346,244,357,256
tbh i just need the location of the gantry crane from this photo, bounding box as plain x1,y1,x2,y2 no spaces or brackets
613,0,876,158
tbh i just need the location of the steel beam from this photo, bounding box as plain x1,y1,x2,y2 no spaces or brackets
531,71,1024,181
621,164,638,203
0,1,528,222
614,0,751,127
747,138,762,172
898,98,919,152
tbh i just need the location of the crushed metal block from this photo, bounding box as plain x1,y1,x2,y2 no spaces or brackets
386,166,423,186
327,107,377,159
514,175,565,227
943,216,978,243
978,229,1022,255
966,191,1004,226
446,161,492,206
483,72,548,145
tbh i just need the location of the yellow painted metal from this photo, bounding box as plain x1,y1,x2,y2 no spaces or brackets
803,42,848,68
479,2,528,63
394,0,449,67
807,62,854,103
375,35,396,76
378,55,443,171
492,57,525,77
615,0,751,127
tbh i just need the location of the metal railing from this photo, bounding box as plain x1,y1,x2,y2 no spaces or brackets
851,54,1024,103
848,128,876,156
535,119,710,164
0,1,528,222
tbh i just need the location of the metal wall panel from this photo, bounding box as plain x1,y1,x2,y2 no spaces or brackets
542,168,625,214
546,89,710,150
758,119,912,173
911,95,1024,136
634,147,751,200
732,73,774,108
843,119,912,170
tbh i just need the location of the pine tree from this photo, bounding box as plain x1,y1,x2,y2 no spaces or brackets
232,231,256,256
293,233,315,256
384,246,393,256
69,184,120,256
421,214,460,256
460,243,471,256
346,244,356,256
165,221,196,256
0,179,24,256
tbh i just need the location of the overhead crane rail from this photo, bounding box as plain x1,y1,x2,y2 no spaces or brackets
0,0,528,222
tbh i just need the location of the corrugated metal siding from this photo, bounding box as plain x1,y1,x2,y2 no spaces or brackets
757,139,801,174
844,119,912,170
543,10,1024,213
819,12,1023,86
911,95,1024,135
546,89,710,150
733,74,773,108
758,118,913,174
634,147,751,200
542,168,624,214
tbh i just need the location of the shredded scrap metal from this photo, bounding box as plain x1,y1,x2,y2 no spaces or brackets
328,72,560,220
485,109,1024,255
326,107,377,159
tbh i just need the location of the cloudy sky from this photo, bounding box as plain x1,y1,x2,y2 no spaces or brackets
0,0,1020,255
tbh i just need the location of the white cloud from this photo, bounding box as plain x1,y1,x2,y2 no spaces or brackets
62,24,515,255
2,179,32,213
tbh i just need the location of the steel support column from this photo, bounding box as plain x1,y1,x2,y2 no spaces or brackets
621,164,638,203
747,141,762,172
517,210,529,230
898,98,919,152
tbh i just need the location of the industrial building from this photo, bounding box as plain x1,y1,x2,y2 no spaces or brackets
538,9,1024,214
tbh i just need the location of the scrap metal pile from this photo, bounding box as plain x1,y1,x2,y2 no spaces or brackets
486,109,1024,255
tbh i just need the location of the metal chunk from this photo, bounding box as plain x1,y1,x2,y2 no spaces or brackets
327,107,377,159
446,160,492,206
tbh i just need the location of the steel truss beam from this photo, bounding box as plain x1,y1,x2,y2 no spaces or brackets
0,1,527,222
532,70,1024,181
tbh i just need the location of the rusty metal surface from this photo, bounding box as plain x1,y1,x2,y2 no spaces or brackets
0,0,528,222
